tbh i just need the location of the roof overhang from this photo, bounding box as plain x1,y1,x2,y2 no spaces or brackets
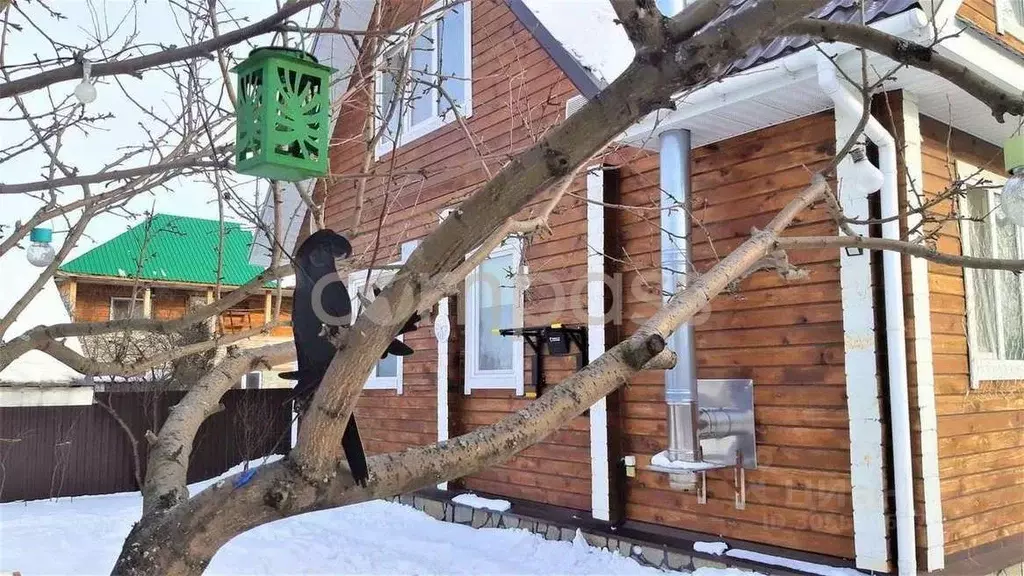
617,6,1022,151
619,8,929,148
55,271,292,295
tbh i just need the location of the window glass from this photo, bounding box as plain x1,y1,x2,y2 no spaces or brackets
409,26,436,126
477,253,513,371
110,297,145,321
438,6,467,115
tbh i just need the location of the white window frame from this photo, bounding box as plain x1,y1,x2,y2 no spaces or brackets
464,237,525,395
241,371,263,389
995,0,1024,41
957,161,1024,385
346,240,421,393
109,296,148,320
374,0,473,158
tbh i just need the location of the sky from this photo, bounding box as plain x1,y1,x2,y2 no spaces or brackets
1,1,325,261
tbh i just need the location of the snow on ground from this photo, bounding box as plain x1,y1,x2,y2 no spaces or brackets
694,541,730,556
451,492,511,512
1,459,748,575
725,549,864,576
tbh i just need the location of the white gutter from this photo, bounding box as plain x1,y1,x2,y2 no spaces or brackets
621,9,928,147
818,56,916,576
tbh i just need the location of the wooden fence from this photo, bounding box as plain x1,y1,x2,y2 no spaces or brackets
0,389,292,502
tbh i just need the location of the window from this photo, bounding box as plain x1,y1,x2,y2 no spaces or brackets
464,238,525,394
375,0,472,157
959,162,1024,384
109,297,147,320
242,371,262,389
996,0,1024,40
349,270,404,392
346,240,420,393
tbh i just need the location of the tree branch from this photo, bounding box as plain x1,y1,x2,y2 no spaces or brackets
0,263,293,373
787,19,1024,121
95,396,144,490
0,0,321,99
777,235,1024,271
0,154,231,195
35,323,285,378
142,341,295,514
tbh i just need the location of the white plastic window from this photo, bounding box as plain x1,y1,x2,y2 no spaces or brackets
349,269,403,392
958,162,1024,385
464,238,525,394
346,240,421,393
375,0,472,157
996,0,1024,40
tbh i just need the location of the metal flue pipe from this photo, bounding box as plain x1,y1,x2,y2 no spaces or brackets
659,129,701,466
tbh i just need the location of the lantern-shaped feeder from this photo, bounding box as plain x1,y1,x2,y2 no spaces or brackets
232,47,335,182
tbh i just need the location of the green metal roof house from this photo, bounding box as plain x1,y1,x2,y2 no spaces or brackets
59,214,269,287
54,214,291,338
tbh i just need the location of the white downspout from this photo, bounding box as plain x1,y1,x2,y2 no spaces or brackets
818,57,916,576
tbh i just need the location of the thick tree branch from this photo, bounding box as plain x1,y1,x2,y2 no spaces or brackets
777,235,1024,271
788,19,1024,121
142,341,295,514
610,0,666,50
0,0,321,99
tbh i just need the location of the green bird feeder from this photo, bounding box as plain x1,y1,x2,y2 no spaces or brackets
232,47,335,182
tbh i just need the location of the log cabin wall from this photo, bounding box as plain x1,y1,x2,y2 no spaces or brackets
917,115,1024,561
319,0,593,509
612,112,864,560
65,280,291,337
957,0,1024,55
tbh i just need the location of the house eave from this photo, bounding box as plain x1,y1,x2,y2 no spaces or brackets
618,8,931,149
55,271,292,295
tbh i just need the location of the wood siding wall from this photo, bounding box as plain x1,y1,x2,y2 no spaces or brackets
68,281,291,337
612,113,859,559
917,115,1024,558
958,0,1024,54
319,0,592,510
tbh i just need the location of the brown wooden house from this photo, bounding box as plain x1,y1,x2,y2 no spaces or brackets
57,214,294,388
256,0,1024,574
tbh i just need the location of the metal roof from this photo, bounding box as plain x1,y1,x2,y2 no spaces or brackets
60,214,269,287
716,0,922,72
517,0,920,86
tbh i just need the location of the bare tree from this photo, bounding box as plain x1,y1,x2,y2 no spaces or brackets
1,0,1023,575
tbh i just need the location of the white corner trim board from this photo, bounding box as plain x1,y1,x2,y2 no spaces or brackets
586,165,611,522
825,67,890,573
435,296,451,491
900,91,945,571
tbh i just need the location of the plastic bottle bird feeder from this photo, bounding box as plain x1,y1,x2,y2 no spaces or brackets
232,47,335,182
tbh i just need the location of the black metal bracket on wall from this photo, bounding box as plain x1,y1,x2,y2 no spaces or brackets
497,324,587,397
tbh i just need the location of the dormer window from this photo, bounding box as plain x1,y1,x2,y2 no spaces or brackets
375,1,472,157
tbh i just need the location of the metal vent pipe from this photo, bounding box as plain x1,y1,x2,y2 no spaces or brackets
659,128,701,464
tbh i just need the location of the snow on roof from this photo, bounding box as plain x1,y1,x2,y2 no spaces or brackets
521,0,634,86
0,251,86,385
